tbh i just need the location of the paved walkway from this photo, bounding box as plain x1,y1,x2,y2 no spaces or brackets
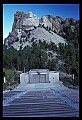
3,81,79,117
12,81,79,102
3,88,79,117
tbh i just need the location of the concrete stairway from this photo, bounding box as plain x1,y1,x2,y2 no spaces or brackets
3,89,79,117
3,91,22,101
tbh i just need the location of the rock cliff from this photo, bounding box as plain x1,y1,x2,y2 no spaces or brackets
4,11,79,50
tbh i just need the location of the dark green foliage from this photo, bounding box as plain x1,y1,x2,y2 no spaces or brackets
48,59,58,70
58,42,79,77
57,20,79,77
3,41,53,71
38,40,48,50
60,77,77,86
3,38,79,75
48,41,57,52
48,52,53,57
3,69,20,90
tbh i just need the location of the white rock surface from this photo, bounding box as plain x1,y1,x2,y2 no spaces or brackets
11,41,31,51
29,27,67,45
42,16,52,28
23,12,39,26
12,27,67,51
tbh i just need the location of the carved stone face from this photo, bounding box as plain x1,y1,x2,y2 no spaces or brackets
23,17,39,27
42,16,47,22
28,12,33,18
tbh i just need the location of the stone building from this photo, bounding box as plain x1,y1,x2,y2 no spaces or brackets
20,69,59,84
49,71,59,83
20,72,29,84
29,69,49,84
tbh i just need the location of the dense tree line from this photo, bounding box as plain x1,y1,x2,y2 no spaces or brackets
3,38,79,77
3,40,58,72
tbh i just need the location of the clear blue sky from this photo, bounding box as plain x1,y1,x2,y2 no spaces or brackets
3,4,79,42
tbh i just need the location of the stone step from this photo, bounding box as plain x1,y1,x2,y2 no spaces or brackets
3,110,78,117
3,89,79,117
3,113,78,117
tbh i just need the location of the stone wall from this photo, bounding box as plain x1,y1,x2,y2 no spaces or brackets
29,69,49,84
20,70,59,84
49,71,59,83
20,73,29,84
